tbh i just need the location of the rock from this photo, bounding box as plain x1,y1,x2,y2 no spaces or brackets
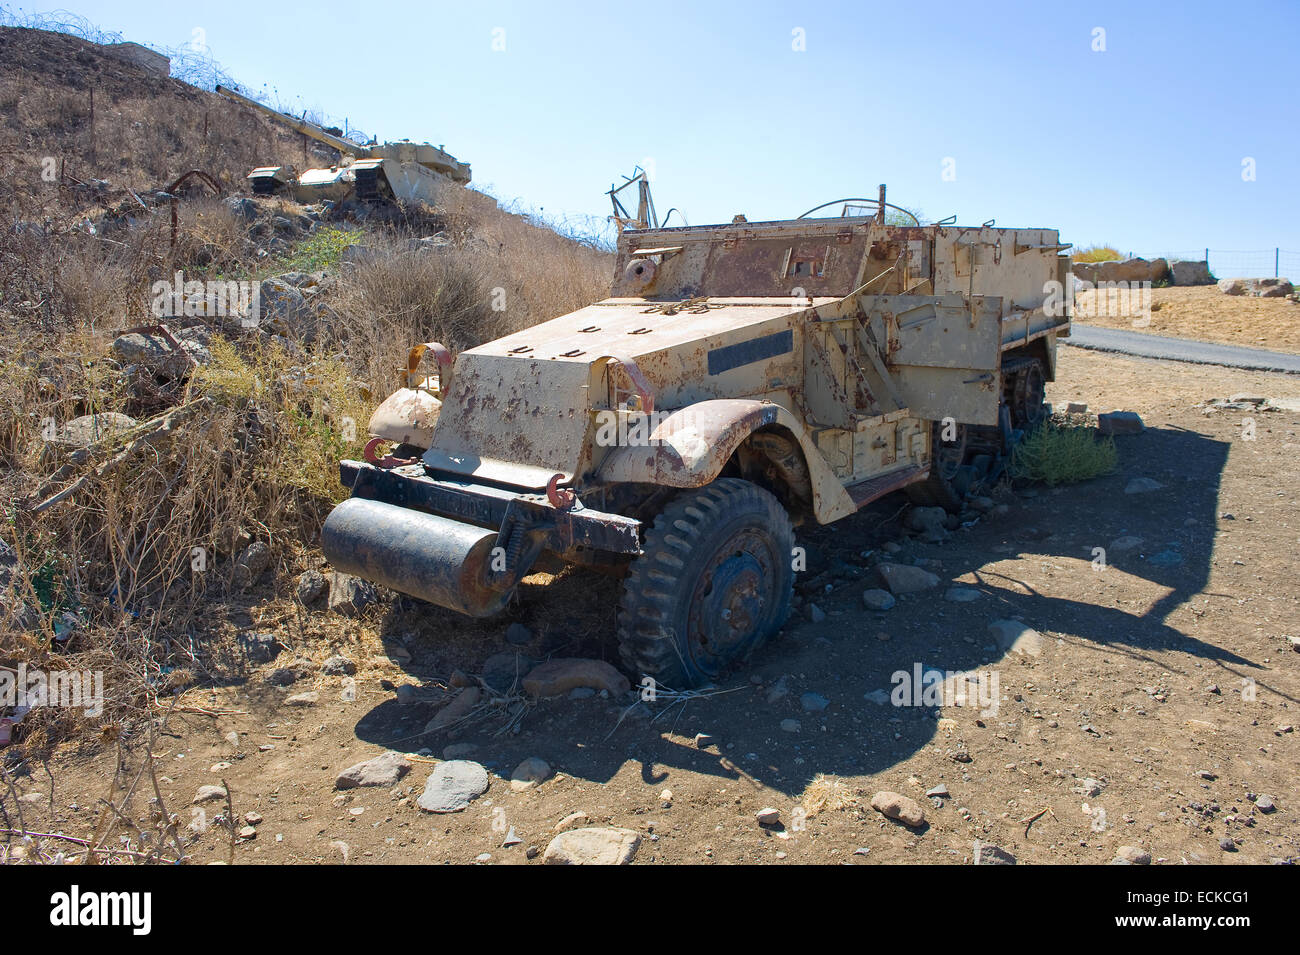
862,589,896,611
864,689,891,705
800,692,830,712
244,812,263,825
543,827,641,865
780,718,802,733
926,784,950,798
944,587,981,602
1115,846,1152,865
1065,402,1088,414
510,756,553,792
1099,411,1145,436
335,751,410,790
193,784,228,805
1255,794,1276,813
1218,277,1293,298
905,505,949,542
876,563,940,594
554,811,590,833
296,570,327,605
968,495,995,513
442,743,479,759
1170,259,1213,286
111,327,210,374
568,687,596,700
482,651,537,694
1073,777,1105,797
321,655,355,676
870,791,926,828
238,631,281,664
522,658,630,698
417,760,490,813
973,841,1017,865
224,196,258,220
806,602,826,623
988,619,1042,657
47,412,137,450
265,667,302,687
232,541,271,589
694,733,715,748
1219,837,1236,852
258,277,316,341
1124,477,1163,494
1228,393,1268,405
426,686,481,733
284,691,318,706
1108,536,1143,552
238,825,257,839
755,807,781,826
505,622,533,646
327,572,378,617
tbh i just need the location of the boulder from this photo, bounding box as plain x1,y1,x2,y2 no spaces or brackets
522,658,630,698
543,827,641,865
870,791,926,828
876,563,940,594
232,541,271,589
327,572,378,616
1170,260,1213,286
335,751,410,790
1097,410,1144,435
416,760,489,813
47,412,137,450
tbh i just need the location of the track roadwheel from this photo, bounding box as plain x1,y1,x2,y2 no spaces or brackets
1011,359,1047,430
617,479,795,689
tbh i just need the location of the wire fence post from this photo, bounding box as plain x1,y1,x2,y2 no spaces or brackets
1276,248,1280,279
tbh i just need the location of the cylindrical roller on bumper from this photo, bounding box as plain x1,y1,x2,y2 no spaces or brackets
321,497,509,617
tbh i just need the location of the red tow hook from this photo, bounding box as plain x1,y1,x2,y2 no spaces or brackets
363,437,419,469
546,473,576,510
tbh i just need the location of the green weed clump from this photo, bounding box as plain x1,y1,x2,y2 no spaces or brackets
1009,422,1118,487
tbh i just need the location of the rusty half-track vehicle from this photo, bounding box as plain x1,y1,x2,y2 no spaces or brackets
322,188,1071,687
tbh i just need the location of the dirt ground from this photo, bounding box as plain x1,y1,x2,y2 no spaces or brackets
6,347,1298,866
1076,285,1300,354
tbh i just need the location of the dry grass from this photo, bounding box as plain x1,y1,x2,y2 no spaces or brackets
1071,244,1124,263
801,774,857,817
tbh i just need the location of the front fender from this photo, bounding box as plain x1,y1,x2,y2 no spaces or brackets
596,399,856,523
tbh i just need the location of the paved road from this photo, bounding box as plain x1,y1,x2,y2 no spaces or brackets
1064,324,1300,375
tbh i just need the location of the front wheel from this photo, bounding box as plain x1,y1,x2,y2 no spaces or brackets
616,479,795,688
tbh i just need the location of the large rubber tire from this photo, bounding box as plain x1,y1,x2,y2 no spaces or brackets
617,479,795,689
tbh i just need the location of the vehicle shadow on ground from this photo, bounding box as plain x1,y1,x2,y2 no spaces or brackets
353,424,1267,799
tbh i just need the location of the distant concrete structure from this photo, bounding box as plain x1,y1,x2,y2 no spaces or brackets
103,42,170,77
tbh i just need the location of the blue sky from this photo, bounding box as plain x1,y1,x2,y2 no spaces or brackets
29,0,1300,255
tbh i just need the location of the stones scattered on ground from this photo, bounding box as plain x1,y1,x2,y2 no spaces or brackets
863,688,891,705
1255,794,1277,813
232,541,271,589
1113,846,1152,865
265,666,304,687
1219,837,1236,852
320,655,355,677
862,589,896,611
1073,777,1105,797
193,784,228,805
926,784,950,798
800,692,829,712
1109,536,1144,553
876,563,940,594
755,807,781,826
335,750,411,790
327,572,378,617
806,602,826,623
522,658,629,698
416,760,489,813
296,570,328,605
780,718,802,733
284,691,318,706
244,812,263,826
870,791,926,828
505,622,533,646
425,686,481,733
1124,476,1163,495
973,841,1017,865
554,811,590,833
944,586,980,602
239,631,281,664
543,827,640,865
1099,411,1145,436
238,825,257,839
442,743,479,760
483,651,537,694
1065,401,1089,414
111,326,212,375
510,756,553,792
988,619,1043,657
905,505,949,542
